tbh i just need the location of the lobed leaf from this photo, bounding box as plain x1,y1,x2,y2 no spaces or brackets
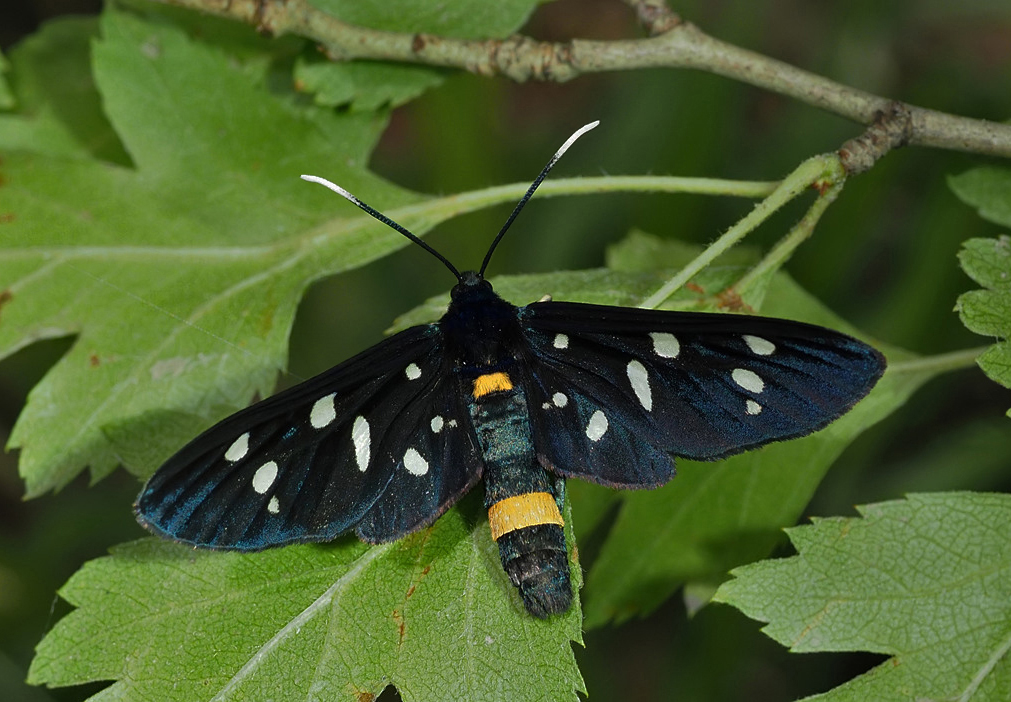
955,236,1011,415
29,502,585,702
0,1,572,498
714,492,1011,701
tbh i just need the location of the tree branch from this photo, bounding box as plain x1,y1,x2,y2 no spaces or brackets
154,0,1011,158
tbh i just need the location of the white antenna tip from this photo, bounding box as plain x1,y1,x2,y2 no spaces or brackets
554,120,601,161
300,174,360,204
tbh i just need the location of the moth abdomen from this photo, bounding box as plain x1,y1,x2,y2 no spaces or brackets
495,522,571,619
469,374,574,617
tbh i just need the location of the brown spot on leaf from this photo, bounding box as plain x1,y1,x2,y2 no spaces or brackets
355,693,376,702
717,288,750,311
684,281,705,294
89,354,100,367
0,213,15,224
392,609,405,646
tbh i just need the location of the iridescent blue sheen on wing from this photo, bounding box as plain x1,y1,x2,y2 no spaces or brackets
135,324,481,550
519,301,885,485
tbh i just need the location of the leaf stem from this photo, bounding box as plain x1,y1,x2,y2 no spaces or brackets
638,155,836,309
346,175,776,249
733,165,846,300
889,347,987,376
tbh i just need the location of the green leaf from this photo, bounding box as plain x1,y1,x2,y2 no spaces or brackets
295,59,446,111
955,236,1011,414
714,492,1011,701
294,0,544,109
949,166,1011,228
29,501,585,701
0,8,418,496
308,0,546,38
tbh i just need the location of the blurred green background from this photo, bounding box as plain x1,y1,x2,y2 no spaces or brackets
1,1,1009,700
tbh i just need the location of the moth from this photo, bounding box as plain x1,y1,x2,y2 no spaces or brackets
136,122,886,617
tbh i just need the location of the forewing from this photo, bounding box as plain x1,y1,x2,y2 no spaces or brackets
521,301,886,486
355,363,483,543
135,324,481,549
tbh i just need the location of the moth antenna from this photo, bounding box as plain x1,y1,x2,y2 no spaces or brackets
301,175,462,281
478,120,600,277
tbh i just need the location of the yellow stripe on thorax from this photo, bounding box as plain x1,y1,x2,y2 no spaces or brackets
472,371,513,398
488,492,564,541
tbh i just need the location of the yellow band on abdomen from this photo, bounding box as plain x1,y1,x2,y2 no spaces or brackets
472,372,513,398
488,492,564,541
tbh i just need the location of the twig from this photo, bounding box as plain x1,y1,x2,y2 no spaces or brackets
638,155,838,310
152,0,1011,159
838,102,915,175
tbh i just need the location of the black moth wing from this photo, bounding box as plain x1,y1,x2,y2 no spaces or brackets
519,301,886,487
136,323,484,550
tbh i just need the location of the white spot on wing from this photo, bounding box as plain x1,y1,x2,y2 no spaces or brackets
552,392,568,408
310,393,337,429
626,360,652,411
448,419,458,428
404,448,429,476
586,410,608,441
405,363,421,380
732,368,765,394
224,432,249,462
743,335,776,355
431,415,444,433
553,333,569,349
252,461,278,494
746,400,763,415
267,496,280,514
650,332,680,358
352,416,370,471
